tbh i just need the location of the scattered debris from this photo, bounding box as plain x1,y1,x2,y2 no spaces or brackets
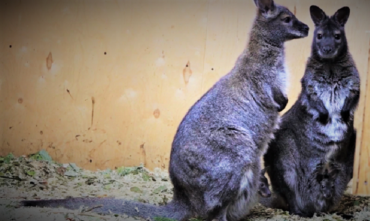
0,150,369,221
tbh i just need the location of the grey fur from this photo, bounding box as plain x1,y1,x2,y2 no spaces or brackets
263,5,359,217
21,1,309,220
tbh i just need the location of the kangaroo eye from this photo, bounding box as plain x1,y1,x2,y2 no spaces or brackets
283,17,291,23
334,34,341,40
317,34,323,40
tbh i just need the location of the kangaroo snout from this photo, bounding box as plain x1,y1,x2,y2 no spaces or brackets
301,23,310,35
322,46,333,54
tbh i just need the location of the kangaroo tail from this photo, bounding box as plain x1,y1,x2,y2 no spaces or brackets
259,193,288,211
21,197,191,220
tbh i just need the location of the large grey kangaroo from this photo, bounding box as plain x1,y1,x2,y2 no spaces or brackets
21,1,309,220
263,5,359,217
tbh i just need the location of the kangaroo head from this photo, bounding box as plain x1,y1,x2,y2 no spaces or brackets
310,5,350,60
258,168,271,198
253,0,309,43
316,165,339,199
319,177,335,199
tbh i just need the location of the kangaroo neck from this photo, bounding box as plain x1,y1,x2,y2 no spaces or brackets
245,25,285,65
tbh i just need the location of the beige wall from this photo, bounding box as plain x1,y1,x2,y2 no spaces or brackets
0,0,369,194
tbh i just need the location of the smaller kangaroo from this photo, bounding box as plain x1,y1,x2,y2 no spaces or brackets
21,1,309,220
258,168,271,198
316,162,339,200
304,161,341,214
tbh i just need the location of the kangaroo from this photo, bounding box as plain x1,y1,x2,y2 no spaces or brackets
316,163,338,200
258,168,271,198
303,161,341,215
263,5,359,217
21,1,309,220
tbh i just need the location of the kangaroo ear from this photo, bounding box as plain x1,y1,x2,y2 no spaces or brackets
310,5,327,26
254,0,275,14
333,7,350,27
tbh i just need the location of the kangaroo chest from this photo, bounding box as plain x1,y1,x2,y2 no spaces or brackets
313,67,352,114
309,65,355,143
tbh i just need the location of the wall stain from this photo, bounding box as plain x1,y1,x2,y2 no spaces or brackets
40,131,43,135
153,108,160,118
117,140,122,145
159,155,165,169
48,142,55,149
91,97,95,126
18,98,23,104
99,140,106,147
140,143,147,167
46,52,53,70
183,61,192,84
66,89,73,99
75,135,80,141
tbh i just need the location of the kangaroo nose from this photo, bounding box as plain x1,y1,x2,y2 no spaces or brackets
303,25,309,32
323,47,332,54
300,24,309,35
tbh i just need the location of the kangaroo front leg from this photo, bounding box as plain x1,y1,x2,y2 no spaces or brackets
341,89,359,123
272,86,288,112
305,84,329,124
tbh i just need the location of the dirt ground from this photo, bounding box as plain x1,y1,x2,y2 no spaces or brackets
0,151,369,221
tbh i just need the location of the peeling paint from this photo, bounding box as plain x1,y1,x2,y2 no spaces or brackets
183,61,192,84
119,89,138,102
156,57,165,67
20,46,27,53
